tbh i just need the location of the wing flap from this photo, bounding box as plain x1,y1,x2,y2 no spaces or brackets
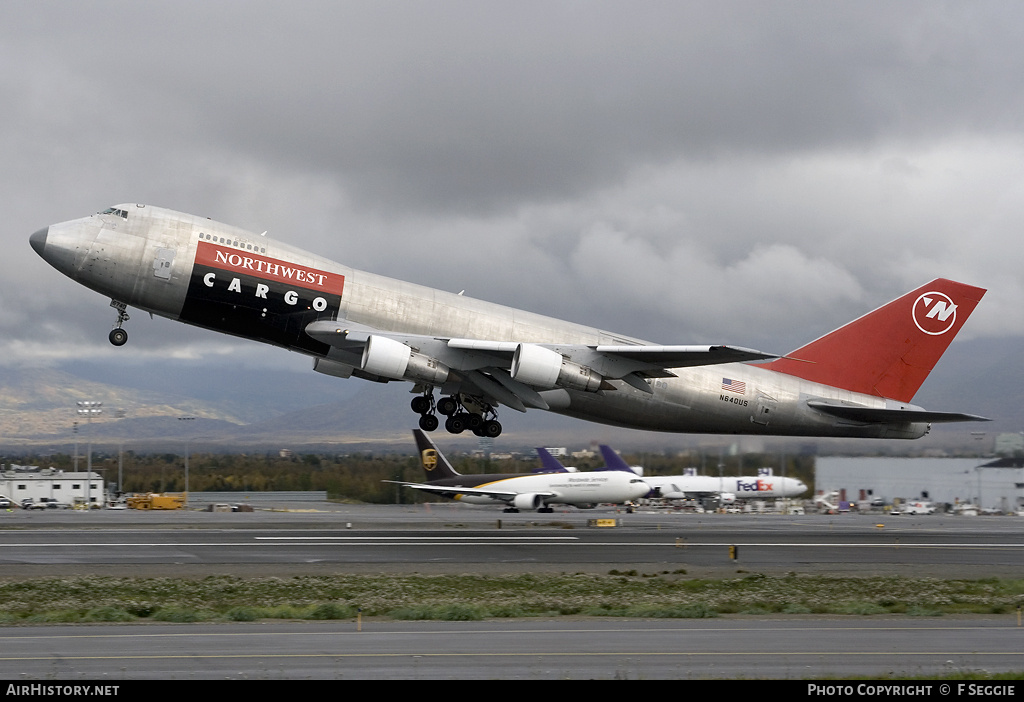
594,344,777,368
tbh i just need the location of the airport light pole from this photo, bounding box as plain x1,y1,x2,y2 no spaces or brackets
115,409,126,494
179,416,194,507
76,401,102,508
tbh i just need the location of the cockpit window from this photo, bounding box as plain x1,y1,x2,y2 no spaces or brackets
100,207,128,219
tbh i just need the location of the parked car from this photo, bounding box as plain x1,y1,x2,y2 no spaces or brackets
20,498,66,510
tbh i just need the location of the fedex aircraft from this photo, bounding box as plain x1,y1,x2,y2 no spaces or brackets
597,445,807,502
389,430,649,512
30,204,988,438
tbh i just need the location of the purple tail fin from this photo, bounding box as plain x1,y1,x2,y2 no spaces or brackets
599,445,639,474
535,448,570,473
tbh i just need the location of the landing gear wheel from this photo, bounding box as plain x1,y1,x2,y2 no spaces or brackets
437,396,459,416
473,419,503,437
108,300,130,346
445,414,466,434
410,396,431,414
418,414,439,432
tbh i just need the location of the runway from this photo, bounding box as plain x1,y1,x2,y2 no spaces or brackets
0,503,1021,680
0,503,1020,577
1,618,1021,680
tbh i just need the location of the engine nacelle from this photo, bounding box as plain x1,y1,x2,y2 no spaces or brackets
510,344,604,392
404,351,450,385
361,335,449,384
719,492,737,505
312,357,355,379
512,493,545,511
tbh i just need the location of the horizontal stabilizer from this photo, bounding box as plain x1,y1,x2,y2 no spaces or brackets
807,399,990,424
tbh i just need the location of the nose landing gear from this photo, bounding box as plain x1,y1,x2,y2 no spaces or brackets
109,300,130,346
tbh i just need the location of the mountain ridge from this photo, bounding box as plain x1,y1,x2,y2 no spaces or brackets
0,336,1017,454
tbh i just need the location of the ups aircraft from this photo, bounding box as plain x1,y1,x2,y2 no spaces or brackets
30,204,988,438
388,430,649,512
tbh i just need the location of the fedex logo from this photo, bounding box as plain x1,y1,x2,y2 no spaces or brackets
912,291,957,336
736,479,774,493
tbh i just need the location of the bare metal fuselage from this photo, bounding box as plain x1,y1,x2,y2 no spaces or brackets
31,204,948,438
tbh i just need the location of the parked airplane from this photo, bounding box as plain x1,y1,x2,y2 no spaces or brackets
30,204,988,438
387,430,649,512
597,445,807,501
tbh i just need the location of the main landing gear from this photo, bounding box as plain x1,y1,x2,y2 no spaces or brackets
411,391,502,437
109,300,130,346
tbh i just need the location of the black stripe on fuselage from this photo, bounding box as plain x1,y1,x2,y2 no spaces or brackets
181,263,340,354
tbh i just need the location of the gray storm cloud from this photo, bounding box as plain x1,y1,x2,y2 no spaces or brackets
2,1,1021,368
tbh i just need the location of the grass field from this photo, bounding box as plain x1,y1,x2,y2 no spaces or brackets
1,571,1023,623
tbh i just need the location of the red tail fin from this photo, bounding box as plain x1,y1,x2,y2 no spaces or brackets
761,279,985,403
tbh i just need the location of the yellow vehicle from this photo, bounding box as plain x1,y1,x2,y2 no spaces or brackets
126,493,186,510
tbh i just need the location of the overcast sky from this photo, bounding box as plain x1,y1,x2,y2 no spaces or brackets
3,1,1022,378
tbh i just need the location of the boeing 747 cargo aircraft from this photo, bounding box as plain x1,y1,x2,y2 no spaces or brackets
30,204,987,438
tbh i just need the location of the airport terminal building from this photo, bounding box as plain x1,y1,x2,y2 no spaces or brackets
816,457,1024,513
0,465,106,508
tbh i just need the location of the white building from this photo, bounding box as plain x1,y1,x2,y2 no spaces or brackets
0,465,106,507
816,457,1023,513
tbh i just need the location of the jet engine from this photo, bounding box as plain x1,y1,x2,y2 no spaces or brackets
512,493,545,511
719,492,737,505
510,344,604,392
361,335,449,385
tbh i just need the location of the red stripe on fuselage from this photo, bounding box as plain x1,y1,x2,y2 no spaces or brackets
195,241,345,296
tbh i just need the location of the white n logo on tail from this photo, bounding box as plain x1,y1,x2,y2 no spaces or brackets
913,292,958,335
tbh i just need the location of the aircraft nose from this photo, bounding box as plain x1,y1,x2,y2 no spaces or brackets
30,227,48,257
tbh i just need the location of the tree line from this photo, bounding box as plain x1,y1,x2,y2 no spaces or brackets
7,450,815,504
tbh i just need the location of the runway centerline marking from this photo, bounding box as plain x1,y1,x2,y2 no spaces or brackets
252,540,581,544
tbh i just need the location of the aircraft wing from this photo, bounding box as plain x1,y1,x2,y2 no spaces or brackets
304,319,777,408
383,481,557,502
807,399,990,424
590,344,775,367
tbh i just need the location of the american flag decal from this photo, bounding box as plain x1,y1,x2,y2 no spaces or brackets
722,378,746,394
